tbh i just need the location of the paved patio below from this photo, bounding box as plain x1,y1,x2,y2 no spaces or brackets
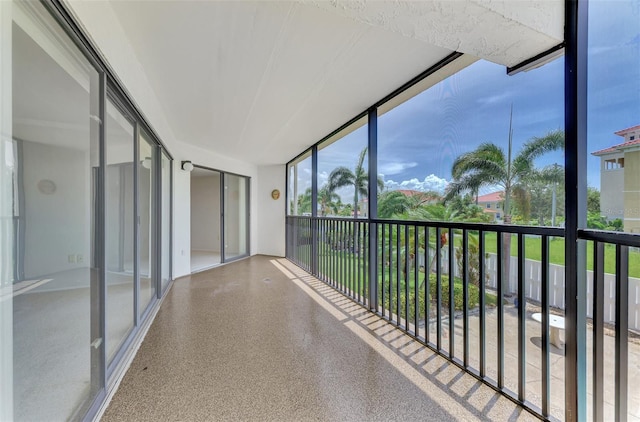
103,255,539,421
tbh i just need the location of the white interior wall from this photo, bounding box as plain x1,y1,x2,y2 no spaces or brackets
257,165,285,257
190,173,220,252
23,141,90,278
172,160,190,278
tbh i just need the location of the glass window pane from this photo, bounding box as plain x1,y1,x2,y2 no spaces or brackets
138,130,156,315
378,58,564,225
317,117,369,218
588,0,640,234
105,98,134,363
190,167,221,271
287,151,311,216
588,2,640,421
3,1,102,419
224,174,248,259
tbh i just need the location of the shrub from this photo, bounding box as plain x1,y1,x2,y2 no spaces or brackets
382,283,427,320
427,274,480,310
381,274,484,319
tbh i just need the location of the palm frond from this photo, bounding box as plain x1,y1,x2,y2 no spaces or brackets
327,166,354,192
518,130,564,162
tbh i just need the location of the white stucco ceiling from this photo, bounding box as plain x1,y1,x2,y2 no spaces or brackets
101,0,562,166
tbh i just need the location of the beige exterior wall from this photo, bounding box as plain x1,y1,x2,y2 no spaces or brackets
623,150,640,233
478,200,502,221
599,152,625,220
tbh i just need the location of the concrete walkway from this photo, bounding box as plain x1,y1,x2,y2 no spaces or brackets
102,256,537,421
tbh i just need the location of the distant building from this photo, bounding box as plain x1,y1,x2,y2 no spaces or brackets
592,124,640,233
476,191,504,221
396,189,440,205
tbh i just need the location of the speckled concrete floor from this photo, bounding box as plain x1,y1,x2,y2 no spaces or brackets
102,255,537,422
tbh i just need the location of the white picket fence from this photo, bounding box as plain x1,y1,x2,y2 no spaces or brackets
417,249,640,331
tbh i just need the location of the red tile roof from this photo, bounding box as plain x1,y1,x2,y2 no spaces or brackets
476,191,503,203
614,124,640,136
396,190,440,200
592,139,640,156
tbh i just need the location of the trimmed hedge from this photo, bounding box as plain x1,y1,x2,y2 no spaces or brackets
382,273,485,319
427,274,479,310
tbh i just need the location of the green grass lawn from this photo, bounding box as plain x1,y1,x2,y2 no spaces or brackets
297,231,640,283
482,233,640,278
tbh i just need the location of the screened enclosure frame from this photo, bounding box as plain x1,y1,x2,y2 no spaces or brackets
283,1,624,420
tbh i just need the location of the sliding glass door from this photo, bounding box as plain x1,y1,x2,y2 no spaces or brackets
138,129,157,317
3,2,104,419
223,174,249,261
105,97,135,364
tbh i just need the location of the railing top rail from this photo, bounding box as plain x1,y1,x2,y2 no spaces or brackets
288,216,640,247
286,215,565,237
371,218,565,236
579,229,640,248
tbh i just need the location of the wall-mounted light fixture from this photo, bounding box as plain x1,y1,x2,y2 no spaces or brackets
181,160,194,172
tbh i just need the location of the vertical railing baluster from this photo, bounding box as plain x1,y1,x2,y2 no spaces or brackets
497,231,504,388
517,233,526,401
405,224,410,331
542,235,550,417
615,244,628,422
378,223,387,317
449,228,455,357
343,220,347,293
436,227,442,351
339,220,342,288
324,220,328,281
352,221,356,299
414,225,419,338
593,240,604,422
396,224,401,326
358,221,362,303
389,224,393,321
350,220,354,298
425,226,431,345
463,229,469,368
363,222,368,306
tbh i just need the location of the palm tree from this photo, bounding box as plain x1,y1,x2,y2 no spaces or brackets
443,117,564,224
443,110,564,292
378,190,413,218
327,147,384,218
296,187,312,215
513,163,564,225
317,185,341,216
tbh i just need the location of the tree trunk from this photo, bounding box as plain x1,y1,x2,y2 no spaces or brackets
502,214,512,299
353,191,358,219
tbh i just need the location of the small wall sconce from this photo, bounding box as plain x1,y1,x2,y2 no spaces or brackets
181,160,194,172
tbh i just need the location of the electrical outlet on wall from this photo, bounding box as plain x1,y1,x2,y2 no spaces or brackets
76,254,83,264
68,254,76,264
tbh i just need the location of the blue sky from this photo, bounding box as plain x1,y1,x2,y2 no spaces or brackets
297,0,639,200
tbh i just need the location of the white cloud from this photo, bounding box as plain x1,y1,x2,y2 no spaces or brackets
384,174,449,194
378,161,418,176
476,92,511,106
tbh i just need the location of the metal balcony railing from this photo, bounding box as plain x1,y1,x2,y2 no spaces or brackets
286,215,639,421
